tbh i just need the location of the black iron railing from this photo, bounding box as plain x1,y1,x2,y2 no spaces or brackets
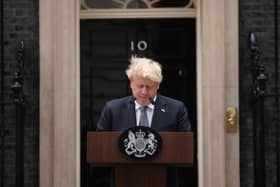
249,3,280,183
11,41,25,187
0,40,25,187
249,32,267,187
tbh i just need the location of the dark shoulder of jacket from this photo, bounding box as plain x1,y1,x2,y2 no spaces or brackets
157,94,183,105
105,96,134,108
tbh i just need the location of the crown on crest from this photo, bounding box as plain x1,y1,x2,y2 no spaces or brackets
135,130,145,138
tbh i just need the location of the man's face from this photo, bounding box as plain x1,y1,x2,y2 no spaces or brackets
130,76,159,106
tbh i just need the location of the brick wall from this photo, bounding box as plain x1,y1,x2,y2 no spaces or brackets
0,0,39,186
239,0,279,186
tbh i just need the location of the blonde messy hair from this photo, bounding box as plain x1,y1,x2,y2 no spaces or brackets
125,57,163,83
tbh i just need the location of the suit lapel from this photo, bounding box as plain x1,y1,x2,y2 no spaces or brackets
151,95,167,130
127,97,136,128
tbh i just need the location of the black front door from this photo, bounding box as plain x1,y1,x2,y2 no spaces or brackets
80,18,197,187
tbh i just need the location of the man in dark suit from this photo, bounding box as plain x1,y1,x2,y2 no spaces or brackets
96,57,192,187
96,94,191,132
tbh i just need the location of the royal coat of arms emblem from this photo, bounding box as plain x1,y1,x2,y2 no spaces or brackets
119,126,162,159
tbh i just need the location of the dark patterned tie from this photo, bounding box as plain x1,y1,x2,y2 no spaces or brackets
139,106,149,127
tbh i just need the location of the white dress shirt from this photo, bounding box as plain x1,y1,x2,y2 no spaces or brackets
135,100,155,127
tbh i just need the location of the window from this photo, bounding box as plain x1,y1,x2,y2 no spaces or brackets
81,0,195,9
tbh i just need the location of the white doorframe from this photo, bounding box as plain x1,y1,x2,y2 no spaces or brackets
39,0,239,187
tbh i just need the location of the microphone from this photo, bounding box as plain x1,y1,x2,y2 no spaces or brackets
149,97,155,105
129,97,136,105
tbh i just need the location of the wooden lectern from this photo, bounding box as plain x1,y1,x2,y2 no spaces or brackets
87,132,193,187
